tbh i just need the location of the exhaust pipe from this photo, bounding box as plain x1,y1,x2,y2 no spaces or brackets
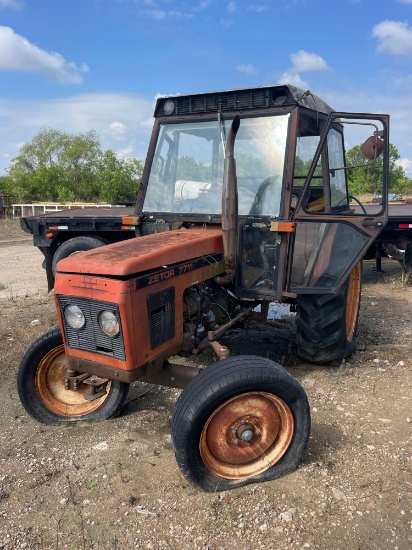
215,115,240,285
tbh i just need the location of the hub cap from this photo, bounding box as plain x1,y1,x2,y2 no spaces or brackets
200,391,294,479
35,345,111,417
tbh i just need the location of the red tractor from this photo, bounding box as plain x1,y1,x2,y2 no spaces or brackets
18,85,389,491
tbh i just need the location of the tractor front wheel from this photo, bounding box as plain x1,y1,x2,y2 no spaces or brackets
172,355,310,492
295,262,362,364
17,328,129,424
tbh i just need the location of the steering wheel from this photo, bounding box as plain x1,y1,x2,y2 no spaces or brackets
249,176,278,216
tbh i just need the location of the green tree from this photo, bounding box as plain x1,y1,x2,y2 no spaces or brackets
0,175,11,194
6,128,142,203
97,151,143,203
345,142,411,195
176,156,212,182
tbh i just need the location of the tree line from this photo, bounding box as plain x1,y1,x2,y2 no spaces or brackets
0,128,143,204
0,127,411,205
295,142,412,196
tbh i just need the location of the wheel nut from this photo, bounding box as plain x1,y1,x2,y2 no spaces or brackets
233,439,239,445
240,429,254,442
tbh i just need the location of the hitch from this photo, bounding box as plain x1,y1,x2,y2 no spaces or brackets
65,368,110,401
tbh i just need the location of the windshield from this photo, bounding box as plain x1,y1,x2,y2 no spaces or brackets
143,114,290,217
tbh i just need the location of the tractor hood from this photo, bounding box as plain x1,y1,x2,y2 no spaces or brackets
55,229,224,278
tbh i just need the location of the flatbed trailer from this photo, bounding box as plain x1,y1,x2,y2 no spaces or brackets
372,203,412,271
20,201,412,289
20,206,137,289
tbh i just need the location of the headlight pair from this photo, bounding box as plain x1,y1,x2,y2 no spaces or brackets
64,304,119,337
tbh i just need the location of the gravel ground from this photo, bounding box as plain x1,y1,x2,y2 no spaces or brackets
0,232,411,549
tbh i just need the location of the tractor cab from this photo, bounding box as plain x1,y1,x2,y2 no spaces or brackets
137,84,389,300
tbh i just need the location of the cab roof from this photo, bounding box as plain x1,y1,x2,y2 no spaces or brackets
154,84,334,118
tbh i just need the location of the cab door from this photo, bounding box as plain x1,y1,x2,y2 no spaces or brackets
288,112,389,294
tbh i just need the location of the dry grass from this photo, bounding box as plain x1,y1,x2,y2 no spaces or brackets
0,295,57,372
0,217,26,241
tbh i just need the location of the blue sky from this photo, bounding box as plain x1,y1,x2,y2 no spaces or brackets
1,0,412,176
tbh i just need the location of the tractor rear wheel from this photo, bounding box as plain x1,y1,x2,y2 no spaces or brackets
295,262,362,364
172,355,310,492
18,328,129,424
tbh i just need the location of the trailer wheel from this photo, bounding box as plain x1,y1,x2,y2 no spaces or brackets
17,328,129,424
403,242,412,273
172,356,310,492
295,262,362,364
52,236,107,275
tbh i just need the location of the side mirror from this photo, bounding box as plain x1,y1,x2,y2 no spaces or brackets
361,135,384,161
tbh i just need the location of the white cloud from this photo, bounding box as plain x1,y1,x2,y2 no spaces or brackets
227,1,236,12
0,26,89,84
398,0,412,4
278,71,308,89
0,92,154,173
116,144,135,158
290,50,330,73
108,121,128,138
372,20,412,55
236,63,257,75
0,0,24,9
311,86,412,170
396,157,412,175
277,50,330,89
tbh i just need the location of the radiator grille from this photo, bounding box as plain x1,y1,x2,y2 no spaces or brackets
58,296,125,360
148,287,175,349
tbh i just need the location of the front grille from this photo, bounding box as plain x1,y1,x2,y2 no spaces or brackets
148,287,175,349
58,296,125,360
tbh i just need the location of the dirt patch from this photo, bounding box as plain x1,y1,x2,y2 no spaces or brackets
0,235,411,549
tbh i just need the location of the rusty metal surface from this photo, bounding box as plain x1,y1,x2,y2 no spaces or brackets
199,392,294,480
35,345,112,417
139,361,201,389
66,355,201,388
218,116,239,284
209,340,230,360
56,252,225,374
57,229,223,277
346,262,362,341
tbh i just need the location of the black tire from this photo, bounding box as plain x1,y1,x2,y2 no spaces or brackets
403,242,412,272
295,262,362,364
172,355,310,492
17,328,129,424
52,236,107,275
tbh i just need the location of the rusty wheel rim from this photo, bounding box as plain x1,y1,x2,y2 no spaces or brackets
35,345,111,417
346,262,361,342
199,392,294,480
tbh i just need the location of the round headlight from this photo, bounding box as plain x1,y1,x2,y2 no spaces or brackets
163,99,175,115
64,305,85,329
98,310,120,337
